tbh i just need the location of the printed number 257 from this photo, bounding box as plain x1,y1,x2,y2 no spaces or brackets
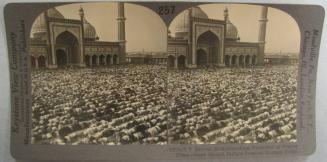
158,6,175,15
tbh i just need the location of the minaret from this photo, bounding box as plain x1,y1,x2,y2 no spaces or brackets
44,11,52,68
188,8,194,68
257,6,268,65
117,2,126,64
79,6,85,38
224,7,229,22
78,6,86,67
223,7,229,40
79,6,84,20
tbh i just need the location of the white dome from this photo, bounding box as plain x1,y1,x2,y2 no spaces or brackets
31,7,98,40
83,18,98,39
226,19,239,40
31,8,64,39
175,7,209,39
224,8,239,41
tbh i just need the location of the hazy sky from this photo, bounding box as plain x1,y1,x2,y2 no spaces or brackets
55,2,300,53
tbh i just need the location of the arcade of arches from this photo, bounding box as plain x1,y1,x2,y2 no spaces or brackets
30,56,47,69
30,30,120,68
168,54,257,68
30,53,119,68
225,55,257,66
168,55,186,69
85,54,119,67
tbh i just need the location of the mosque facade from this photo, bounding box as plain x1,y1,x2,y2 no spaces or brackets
29,3,126,69
167,6,268,68
29,3,268,69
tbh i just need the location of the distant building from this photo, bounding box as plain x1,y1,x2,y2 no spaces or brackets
29,3,126,69
264,54,299,65
126,52,167,64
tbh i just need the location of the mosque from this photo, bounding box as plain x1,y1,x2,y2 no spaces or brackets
29,3,269,69
29,3,126,69
167,6,268,68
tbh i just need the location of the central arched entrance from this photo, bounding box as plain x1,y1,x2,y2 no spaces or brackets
245,55,251,66
196,49,207,66
196,31,220,66
225,55,231,66
92,55,97,66
38,56,46,68
168,55,175,68
252,55,257,65
113,55,118,64
239,55,245,66
232,55,237,66
56,49,67,66
55,31,80,67
85,55,91,67
100,55,106,65
106,55,112,65
178,55,186,68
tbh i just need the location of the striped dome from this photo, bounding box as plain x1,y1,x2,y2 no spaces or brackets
31,8,64,38
175,7,209,39
83,18,98,39
226,20,239,40
224,8,239,41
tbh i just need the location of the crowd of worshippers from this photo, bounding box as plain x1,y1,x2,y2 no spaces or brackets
167,65,297,144
31,64,297,145
31,65,168,145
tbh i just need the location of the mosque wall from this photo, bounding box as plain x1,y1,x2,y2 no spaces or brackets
224,42,259,56
29,7,125,69
30,45,48,57
84,43,119,56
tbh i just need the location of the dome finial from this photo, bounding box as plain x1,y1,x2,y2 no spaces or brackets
79,5,84,11
224,7,229,21
79,5,84,19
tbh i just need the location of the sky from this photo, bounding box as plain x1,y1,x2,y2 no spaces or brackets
54,2,300,53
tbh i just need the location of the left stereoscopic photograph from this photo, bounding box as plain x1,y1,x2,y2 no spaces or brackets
30,2,299,145
30,2,168,145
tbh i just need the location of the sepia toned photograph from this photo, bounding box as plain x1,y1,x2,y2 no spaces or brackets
29,2,299,145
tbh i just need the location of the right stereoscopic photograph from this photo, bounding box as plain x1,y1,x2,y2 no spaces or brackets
30,2,299,145
166,4,299,144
